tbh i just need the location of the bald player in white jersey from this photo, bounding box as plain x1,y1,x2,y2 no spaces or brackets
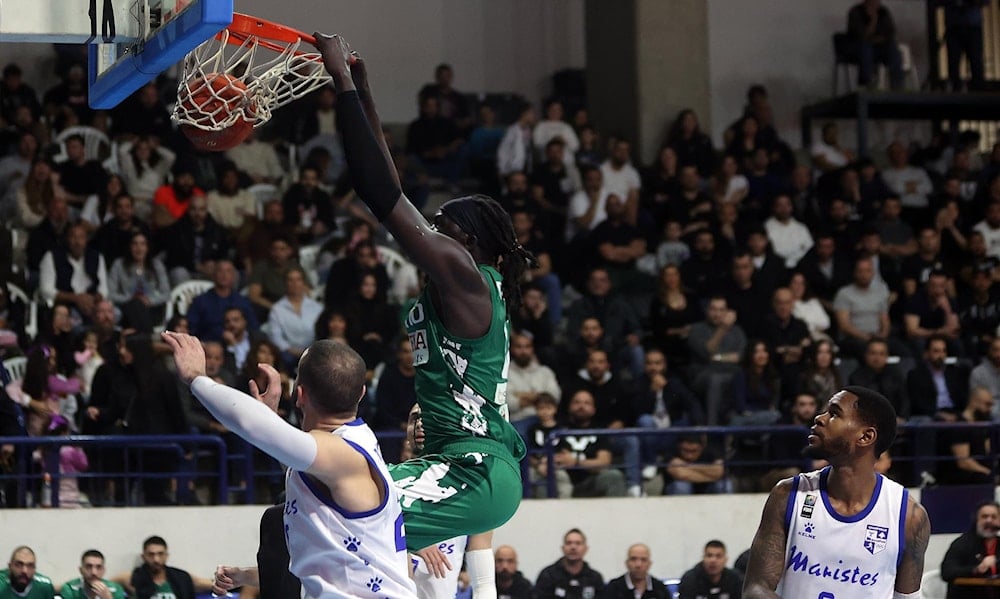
163,332,416,599
743,386,930,599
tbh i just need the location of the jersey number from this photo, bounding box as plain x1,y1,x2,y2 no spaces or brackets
394,513,406,552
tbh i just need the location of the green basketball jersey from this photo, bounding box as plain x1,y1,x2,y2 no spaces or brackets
0,569,55,599
60,578,127,599
404,265,526,462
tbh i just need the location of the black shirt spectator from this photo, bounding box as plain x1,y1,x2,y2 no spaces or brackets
282,166,335,244
796,234,853,303
677,541,744,599
534,530,605,599
848,338,910,418
665,109,716,178
417,64,473,133
110,82,174,140
405,95,461,163
25,196,71,272
590,194,647,274
681,230,728,299
323,241,390,311
959,267,1000,359
940,502,1000,599
723,253,769,339
158,198,229,282
936,388,993,486
92,195,150,266
0,63,41,122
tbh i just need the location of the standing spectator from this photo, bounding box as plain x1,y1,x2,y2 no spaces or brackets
534,529,604,599
688,296,747,424
969,337,1000,417
187,260,259,343
678,540,743,599
942,0,988,91
0,546,55,598
151,168,204,229
648,264,702,370
267,267,323,367
494,545,533,599
496,103,536,177
118,136,175,217
38,222,108,323
941,502,1000,598
59,549,127,599
881,141,934,214
846,0,904,89
937,387,994,486
604,544,671,599
764,194,814,269
600,139,642,224
906,335,968,421
159,194,228,285
665,434,730,495
129,536,195,599
833,257,894,359
506,331,561,439
665,109,715,178
553,389,626,498
849,337,910,419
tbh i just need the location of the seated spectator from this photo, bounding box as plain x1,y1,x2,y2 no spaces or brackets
633,348,703,475
525,392,572,499
565,267,644,378
92,194,151,267
833,257,896,359
762,287,812,400
730,340,782,425
648,264,702,370
882,141,933,215
590,194,648,294
724,252,769,339
531,138,581,239
604,544,670,599
38,222,108,323
345,272,398,370
81,174,126,230
533,100,579,165
406,95,463,183
765,194,814,269
110,82,173,141
665,434,730,495
566,166,609,243
903,270,961,354
674,165,714,236
745,228,786,293
268,267,323,368
959,263,1000,361
0,546,55,598
26,193,72,274
511,208,562,325
496,102,536,178
973,199,1000,259
937,387,994,486
534,529,604,599
494,545,534,599
552,389,627,498
600,139,642,224
418,63,473,134
901,227,948,298
247,234,298,322
969,337,1000,417
875,196,917,260
0,63,41,123
129,536,195,599
0,131,38,217
795,232,852,306
238,199,294,275
187,260,259,343
466,105,505,193
107,231,169,333
56,134,107,210
159,194,229,285
507,331,561,439
678,540,743,599
940,501,1000,598
687,295,748,424
498,170,533,216
324,240,389,310
849,337,909,420
810,122,853,173
845,0,904,89
281,165,334,245
510,283,554,356
372,337,417,432
797,339,844,406
60,549,127,599
680,230,727,299
221,306,265,374
761,392,825,489
666,108,716,178
643,147,681,228
225,131,285,185
907,335,968,421
654,221,691,270
151,168,204,229
118,136,175,217
206,163,256,237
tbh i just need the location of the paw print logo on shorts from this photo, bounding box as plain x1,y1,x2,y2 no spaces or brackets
344,536,361,552
367,576,383,592
804,522,815,534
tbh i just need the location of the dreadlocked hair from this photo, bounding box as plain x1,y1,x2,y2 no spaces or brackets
441,194,538,312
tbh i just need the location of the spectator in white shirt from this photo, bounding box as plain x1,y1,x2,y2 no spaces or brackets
600,139,642,225
973,200,1000,259
810,122,853,174
225,130,285,185
532,99,579,164
765,193,814,268
881,141,933,210
118,136,175,212
566,166,610,242
268,266,323,368
497,103,536,177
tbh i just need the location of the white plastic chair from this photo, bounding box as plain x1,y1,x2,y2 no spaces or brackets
53,126,111,163
376,245,419,305
248,183,278,219
6,282,38,340
2,356,27,383
298,245,321,287
161,280,215,330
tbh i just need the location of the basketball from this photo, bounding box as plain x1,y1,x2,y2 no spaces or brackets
178,73,255,152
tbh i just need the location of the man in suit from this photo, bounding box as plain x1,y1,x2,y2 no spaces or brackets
906,334,968,421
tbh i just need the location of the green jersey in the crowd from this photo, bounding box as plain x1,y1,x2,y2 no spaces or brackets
404,264,526,462
0,569,55,599
152,580,176,599
59,578,127,599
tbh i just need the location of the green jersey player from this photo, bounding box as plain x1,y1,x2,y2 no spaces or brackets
59,550,127,599
314,33,537,599
0,546,55,599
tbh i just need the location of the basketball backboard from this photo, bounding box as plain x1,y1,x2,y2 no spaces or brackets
0,0,232,109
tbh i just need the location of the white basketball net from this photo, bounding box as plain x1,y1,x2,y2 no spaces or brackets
173,27,332,131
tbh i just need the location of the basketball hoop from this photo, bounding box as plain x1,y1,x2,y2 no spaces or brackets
172,13,331,134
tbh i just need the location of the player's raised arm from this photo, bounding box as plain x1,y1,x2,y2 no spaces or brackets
311,33,482,296
743,479,793,599
895,498,930,596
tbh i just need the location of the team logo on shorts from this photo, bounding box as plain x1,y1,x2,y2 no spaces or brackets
864,524,889,555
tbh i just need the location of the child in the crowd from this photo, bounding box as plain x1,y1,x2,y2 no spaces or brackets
655,220,691,269
74,329,104,401
525,393,572,499
47,414,89,508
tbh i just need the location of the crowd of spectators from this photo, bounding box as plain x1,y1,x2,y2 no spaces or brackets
1,21,999,507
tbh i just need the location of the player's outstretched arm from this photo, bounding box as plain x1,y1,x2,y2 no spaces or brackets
895,498,930,595
312,33,483,298
743,479,793,599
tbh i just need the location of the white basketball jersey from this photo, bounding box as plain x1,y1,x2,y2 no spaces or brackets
777,467,908,599
284,419,417,599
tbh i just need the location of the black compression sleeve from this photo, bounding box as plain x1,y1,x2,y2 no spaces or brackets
335,90,401,221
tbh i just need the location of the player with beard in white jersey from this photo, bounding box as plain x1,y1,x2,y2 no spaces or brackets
743,385,930,599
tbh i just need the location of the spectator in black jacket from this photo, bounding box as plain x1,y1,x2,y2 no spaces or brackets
130,536,195,599
795,232,852,306
940,502,1000,599
906,335,968,421
848,337,909,420
605,543,671,599
494,545,533,599
159,195,229,286
534,529,605,599
633,348,703,478
678,540,743,599
92,194,150,267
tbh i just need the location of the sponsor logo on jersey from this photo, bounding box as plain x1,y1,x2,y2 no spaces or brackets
786,545,880,587
864,524,889,555
797,521,817,539
409,329,429,365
